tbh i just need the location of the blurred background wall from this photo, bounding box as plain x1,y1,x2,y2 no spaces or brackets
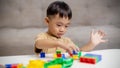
0,0,120,56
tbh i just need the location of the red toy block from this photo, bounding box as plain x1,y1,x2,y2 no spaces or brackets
12,64,18,68
57,54,61,58
69,53,73,57
80,57,96,64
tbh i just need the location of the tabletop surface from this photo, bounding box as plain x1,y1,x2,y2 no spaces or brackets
0,49,120,68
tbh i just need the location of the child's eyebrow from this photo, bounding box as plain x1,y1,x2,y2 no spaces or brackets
57,22,70,26
67,22,71,25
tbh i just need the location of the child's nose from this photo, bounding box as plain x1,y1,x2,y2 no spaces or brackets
59,27,65,32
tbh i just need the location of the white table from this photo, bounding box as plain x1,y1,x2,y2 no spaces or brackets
0,49,120,68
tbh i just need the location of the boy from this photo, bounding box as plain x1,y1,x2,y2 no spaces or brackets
34,1,107,54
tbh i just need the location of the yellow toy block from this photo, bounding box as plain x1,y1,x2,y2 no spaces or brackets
27,59,45,68
53,54,57,58
72,55,78,60
48,64,62,68
17,63,23,68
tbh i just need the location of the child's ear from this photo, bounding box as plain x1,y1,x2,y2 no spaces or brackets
44,17,49,26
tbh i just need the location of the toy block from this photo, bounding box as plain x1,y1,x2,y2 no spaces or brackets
69,50,79,57
53,54,57,58
80,53,102,64
72,55,78,60
72,50,78,55
62,54,66,59
78,51,82,58
56,50,62,58
21,66,26,68
27,59,45,68
56,54,62,58
5,64,12,68
44,58,73,68
40,52,45,58
11,64,18,68
84,53,102,63
56,50,61,54
80,57,96,64
69,53,73,57
17,64,23,68
48,64,62,68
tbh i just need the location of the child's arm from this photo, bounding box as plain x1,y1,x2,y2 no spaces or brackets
35,39,79,53
80,29,107,51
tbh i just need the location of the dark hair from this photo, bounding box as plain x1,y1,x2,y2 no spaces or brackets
47,1,72,19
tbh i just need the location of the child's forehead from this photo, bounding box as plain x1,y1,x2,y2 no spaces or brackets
51,14,69,20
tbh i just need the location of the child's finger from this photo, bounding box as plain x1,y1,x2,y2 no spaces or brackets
98,30,106,36
75,46,80,52
91,29,94,37
101,39,108,43
66,47,73,54
71,45,79,52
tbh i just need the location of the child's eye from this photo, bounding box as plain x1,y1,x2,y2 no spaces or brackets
65,25,69,28
57,24,62,27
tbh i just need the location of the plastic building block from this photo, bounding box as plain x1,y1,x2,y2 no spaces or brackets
72,50,78,55
56,50,61,58
84,54,102,63
5,64,25,68
80,57,96,64
40,52,45,58
72,55,78,60
56,50,62,58
48,64,62,68
44,58,73,68
69,53,73,57
21,66,26,68
80,53,102,64
53,54,57,58
69,50,79,57
17,64,23,68
27,59,45,68
56,50,61,54
62,54,66,59
57,54,61,58
12,64,18,68
78,51,82,58
5,64,12,68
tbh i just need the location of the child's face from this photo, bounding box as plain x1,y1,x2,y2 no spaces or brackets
46,14,71,38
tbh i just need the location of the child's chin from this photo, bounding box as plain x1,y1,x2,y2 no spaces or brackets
57,35,62,38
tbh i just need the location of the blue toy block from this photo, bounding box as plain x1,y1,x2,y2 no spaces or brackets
84,53,102,63
62,54,66,59
72,50,78,55
40,52,45,58
5,64,11,68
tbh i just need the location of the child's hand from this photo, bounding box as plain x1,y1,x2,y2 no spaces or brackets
58,42,79,54
65,43,79,54
90,29,107,46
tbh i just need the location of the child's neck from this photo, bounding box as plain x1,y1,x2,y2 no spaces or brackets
46,32,61,39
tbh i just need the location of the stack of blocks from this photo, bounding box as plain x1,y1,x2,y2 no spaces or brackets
5,64,24,68
70,50,82,60
55,50,66,59
80,53,102,64
56,50,61,58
